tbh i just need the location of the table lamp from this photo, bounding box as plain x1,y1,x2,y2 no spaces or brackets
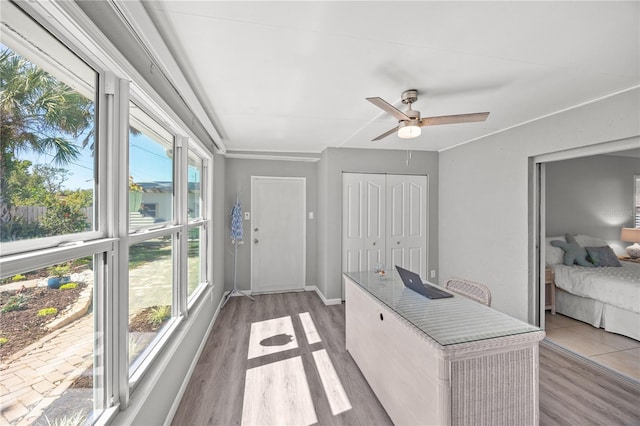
620,227,640,258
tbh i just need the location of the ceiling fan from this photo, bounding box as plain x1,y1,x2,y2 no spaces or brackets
366,89,490,141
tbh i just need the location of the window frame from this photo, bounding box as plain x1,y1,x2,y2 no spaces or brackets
1,2,104,256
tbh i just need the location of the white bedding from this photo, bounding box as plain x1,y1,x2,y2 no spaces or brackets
552,262,640,314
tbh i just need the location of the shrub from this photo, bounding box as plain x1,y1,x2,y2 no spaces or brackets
41,198,90,236
0,217,46,242
43,411,86,426
1,294,29,313
37,307,58,317
0,337,7,346
59,282,78,290
49,264,70,278
148,305,171,328
11,274,26,281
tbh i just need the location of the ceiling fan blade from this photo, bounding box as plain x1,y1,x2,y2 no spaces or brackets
372,126,399,141
367,97,411,121
420,112,490,127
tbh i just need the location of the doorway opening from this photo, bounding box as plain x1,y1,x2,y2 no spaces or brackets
531,137,640,380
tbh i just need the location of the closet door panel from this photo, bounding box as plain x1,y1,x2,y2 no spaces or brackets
386,175,428,279
342,173,385,275
343,174,364,272
364,178,385,270
405,176,428,279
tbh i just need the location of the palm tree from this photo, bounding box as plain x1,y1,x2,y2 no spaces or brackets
0,47,94,223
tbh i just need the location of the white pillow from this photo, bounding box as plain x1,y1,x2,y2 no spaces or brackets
575,234,609,248
545,235,566,265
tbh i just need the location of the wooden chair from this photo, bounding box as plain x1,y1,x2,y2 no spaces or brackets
444,277,492,307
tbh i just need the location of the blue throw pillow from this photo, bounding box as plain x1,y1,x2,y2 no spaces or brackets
586,246,622,267
550,233,593,267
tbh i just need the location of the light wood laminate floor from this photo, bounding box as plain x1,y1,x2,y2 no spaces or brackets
172,291,391,425
172,292,640,425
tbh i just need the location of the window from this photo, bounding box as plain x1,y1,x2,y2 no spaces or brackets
129,103,174,229
0,249,111,425
142,203,157,218
187,150,205,299
635,175,639,227
1,31,97,251
127,104,178,378
0,5,109,424
128,233,175,373
188,151,202,220
1,2,214,424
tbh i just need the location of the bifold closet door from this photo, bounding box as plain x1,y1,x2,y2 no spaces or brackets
386,174,428,279
342,173,428,281
342,173,385,274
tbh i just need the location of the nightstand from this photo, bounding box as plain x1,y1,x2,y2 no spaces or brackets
618,256,640,264
544,267,556,315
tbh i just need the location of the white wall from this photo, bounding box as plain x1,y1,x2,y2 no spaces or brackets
223,157,318,293
439,89,640,322
546,153,638,253
318,148,439,301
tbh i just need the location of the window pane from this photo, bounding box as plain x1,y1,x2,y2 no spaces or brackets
128,236,174,372
187,152,202,220
0,257,104,424
0,45,97,243
129,104,174,229
188,226,202,298
635,175,639,228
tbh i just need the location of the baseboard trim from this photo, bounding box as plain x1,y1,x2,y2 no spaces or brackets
305,285,342,305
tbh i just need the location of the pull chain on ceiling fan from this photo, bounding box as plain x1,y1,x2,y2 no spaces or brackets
366,89,490,141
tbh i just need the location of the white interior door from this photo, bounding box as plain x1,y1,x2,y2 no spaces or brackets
387,175,428,279
342,173,386,275
251,177,306,293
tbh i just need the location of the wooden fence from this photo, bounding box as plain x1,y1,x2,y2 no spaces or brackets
13,206,93,226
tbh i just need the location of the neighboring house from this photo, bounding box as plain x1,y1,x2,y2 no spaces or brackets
138,181,173,222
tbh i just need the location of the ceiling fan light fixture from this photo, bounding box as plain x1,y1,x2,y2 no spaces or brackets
397,120,421,139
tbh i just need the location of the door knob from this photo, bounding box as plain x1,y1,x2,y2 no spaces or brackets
254,228,259,232
254,238,259,244
397,241,400,245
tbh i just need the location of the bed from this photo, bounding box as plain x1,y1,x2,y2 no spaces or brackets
546,235,640,341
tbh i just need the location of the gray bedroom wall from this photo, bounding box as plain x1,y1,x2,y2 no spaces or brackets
224,158,318,292
317,148,439,301
545,154,638,251
439,88,640,323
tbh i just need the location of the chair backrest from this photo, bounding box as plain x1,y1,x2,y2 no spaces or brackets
444,277,492,307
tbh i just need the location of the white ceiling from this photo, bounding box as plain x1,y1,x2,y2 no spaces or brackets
143,1,639,153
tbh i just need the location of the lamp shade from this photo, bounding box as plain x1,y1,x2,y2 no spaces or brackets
398,121,421,139
620,227,640,243
621,227,640,258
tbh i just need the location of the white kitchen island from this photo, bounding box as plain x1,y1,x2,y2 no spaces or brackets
344,271,545,426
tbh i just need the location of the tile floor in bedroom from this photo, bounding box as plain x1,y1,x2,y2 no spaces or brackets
544,312,640,380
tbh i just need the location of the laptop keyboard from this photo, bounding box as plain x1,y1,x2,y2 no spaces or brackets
421,283,452,299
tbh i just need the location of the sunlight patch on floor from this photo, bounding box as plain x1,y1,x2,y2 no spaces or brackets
242,356,317,426
243,312,353,425
299,312,321,344
247,315,297,359
312,349,352,415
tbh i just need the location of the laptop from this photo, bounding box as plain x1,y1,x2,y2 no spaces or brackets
395,265,453,299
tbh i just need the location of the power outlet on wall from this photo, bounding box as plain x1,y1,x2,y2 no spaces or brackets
430,270,436,279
